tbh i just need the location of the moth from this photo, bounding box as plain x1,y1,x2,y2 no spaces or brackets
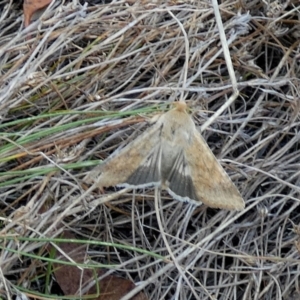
84,102,245,210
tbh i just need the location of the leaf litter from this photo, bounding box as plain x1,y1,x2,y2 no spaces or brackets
1,0,300,299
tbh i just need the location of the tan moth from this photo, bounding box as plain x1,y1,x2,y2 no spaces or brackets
84,102,245,210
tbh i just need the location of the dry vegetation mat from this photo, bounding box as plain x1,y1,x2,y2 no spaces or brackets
1,0,300,299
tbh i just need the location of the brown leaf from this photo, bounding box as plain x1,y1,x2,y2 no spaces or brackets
47,231,148,300
89,275,148,300
23,0,53,28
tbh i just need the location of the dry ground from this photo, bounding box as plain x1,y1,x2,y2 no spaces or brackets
1,0,300,299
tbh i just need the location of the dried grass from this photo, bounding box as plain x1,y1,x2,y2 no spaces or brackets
1,0,300,299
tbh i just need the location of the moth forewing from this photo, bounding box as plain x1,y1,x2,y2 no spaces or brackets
185,131,245,210
83,118,164,189
125,143,162,187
